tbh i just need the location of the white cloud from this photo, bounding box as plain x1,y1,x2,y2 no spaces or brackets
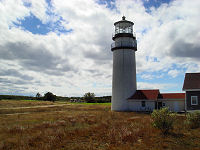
28,0,48,23
0,0,30,29
0,0,200,96
137,82,177,91
140,73,164,80
136,0,200,73
168,69,180,78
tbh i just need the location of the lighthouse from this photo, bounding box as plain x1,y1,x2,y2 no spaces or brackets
111,16,137,111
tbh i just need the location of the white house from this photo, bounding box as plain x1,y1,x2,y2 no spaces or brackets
128,89,185,112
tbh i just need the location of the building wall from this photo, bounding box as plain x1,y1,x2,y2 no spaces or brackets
128,100,155,111
159,99,185,112
111,49,136,111
128,99,185,112
186,91,200,110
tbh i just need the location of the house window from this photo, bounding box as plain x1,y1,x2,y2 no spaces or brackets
141,101,145,107
162,102,166,107
191,96,198,105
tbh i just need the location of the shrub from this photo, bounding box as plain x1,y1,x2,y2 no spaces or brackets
185,111,200,129
151,107,176,134
96,99,107,103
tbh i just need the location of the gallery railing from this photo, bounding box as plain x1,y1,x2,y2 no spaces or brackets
111,41,137,49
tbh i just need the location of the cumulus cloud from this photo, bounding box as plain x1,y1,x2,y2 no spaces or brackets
0,0,200,96
168,69,180,78
0,41,76,75
140,72,164,80
137,82,177,91
0,69,33,80
137,0,200,72
171,40,200,59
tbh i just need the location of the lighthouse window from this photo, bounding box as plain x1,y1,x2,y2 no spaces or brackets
141,101,146,107
115,26,120,34
115,23,133,34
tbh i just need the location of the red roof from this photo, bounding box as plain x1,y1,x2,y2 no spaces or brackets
183,73,200,90
159,93,185,99
129,89,160,100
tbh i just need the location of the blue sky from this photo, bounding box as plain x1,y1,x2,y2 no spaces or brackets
13,14,71,35
143,0,171,9
0,0,200,96
13,0,172,35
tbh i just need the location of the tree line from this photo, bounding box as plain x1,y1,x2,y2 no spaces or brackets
0,92,111,103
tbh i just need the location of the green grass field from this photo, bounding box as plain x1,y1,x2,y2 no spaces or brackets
0,100,200,150
72,102,111,105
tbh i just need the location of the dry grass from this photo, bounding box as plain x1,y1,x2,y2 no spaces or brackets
0,100,200,150
0,100,55,108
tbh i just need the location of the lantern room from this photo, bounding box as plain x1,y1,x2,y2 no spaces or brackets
112,16,135,40
114,16,133,34
111,16,137,51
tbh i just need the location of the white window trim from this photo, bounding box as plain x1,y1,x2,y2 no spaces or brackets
191,96,198,105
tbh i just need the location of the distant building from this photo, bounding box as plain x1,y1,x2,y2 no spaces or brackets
183,73,200,111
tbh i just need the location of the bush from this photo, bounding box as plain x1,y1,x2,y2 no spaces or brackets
96,99,107,103
151,107,176,134
185,111,200,129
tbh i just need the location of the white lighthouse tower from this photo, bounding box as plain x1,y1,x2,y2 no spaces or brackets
111,16,137,111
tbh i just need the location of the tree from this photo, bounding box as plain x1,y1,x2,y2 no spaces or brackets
43,92,56,102
36,92,42,100
83,92,95,103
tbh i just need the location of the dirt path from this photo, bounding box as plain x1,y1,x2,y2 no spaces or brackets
0,104,71,115
2,110,68,116
0,104,70,110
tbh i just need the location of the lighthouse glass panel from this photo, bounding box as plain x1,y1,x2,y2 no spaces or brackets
115,22,133,34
